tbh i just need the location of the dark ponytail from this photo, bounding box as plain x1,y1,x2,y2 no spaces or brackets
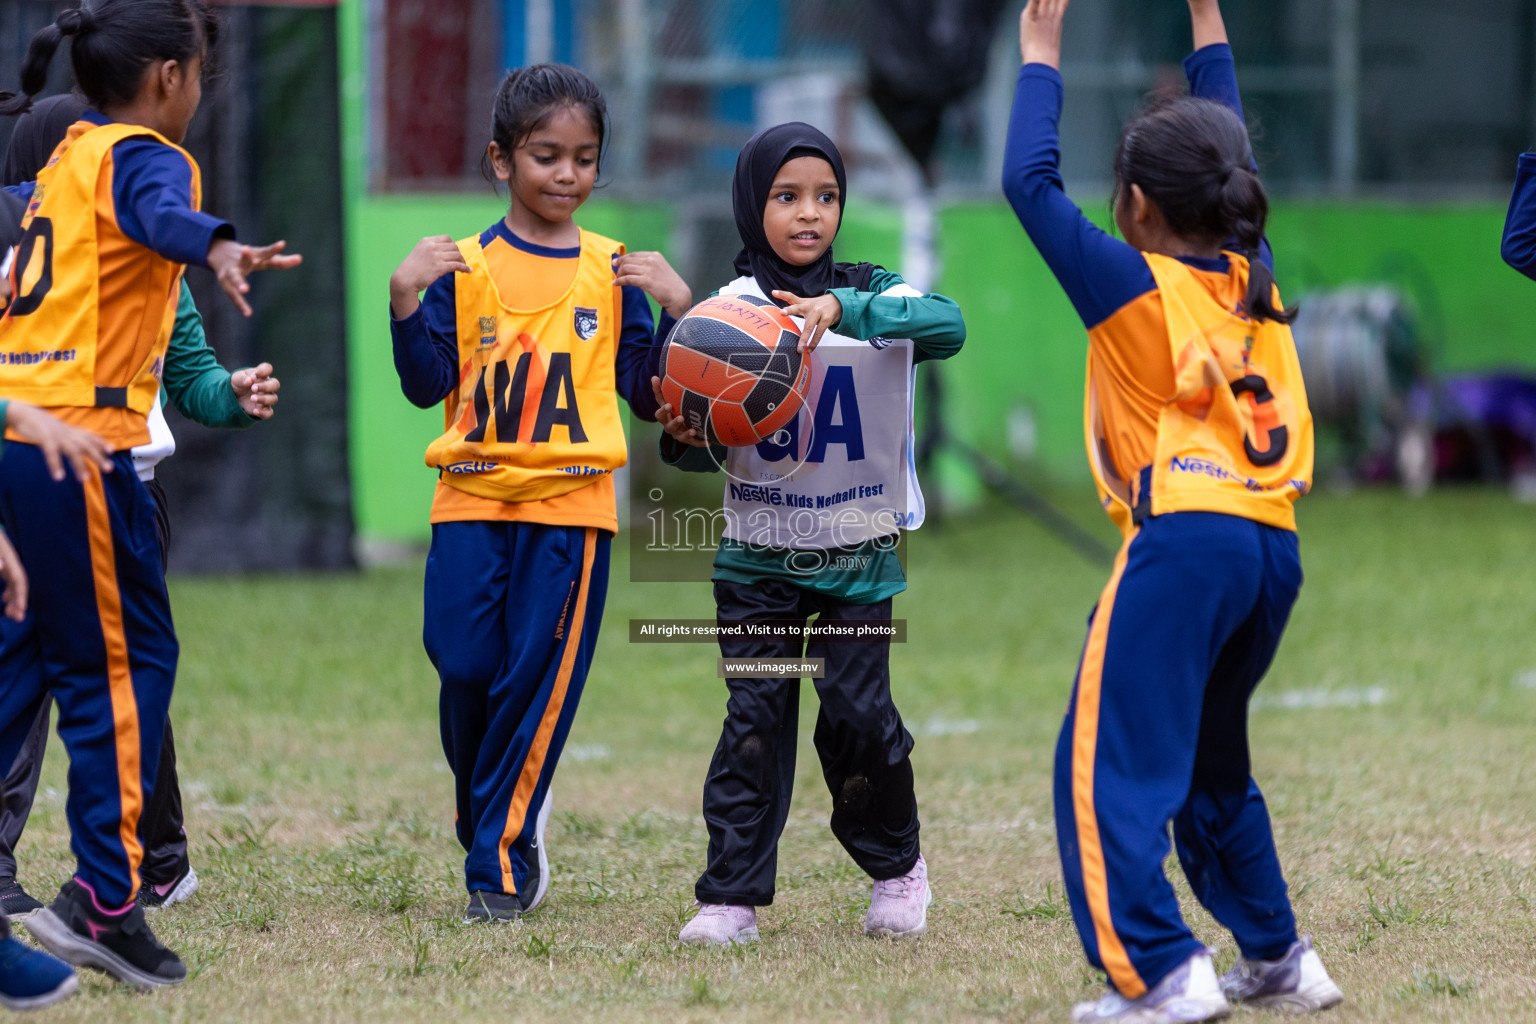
0,0,217,118
480,63,608,184
1113,95,1295,325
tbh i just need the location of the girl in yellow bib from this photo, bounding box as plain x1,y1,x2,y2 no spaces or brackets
389,64,690,923
0,0,299,991
1004,2,1343,1021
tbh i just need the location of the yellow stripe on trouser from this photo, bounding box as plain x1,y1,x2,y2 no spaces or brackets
1072,529,1145,998
497,528,597,894
82,468,145,902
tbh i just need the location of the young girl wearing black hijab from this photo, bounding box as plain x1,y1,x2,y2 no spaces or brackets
653,122,966,946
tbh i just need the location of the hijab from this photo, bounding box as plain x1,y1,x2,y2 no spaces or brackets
731,122,874,303
2,93,89,187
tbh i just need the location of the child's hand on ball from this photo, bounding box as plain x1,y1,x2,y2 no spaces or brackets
771,291,841,353
651,376,711,448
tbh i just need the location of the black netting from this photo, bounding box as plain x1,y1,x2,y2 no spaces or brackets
0,3,354,572
170,6,354,572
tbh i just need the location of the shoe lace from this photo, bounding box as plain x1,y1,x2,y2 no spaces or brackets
696,903,733,919
874,866,921,899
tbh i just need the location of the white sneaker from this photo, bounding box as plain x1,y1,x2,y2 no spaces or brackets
521,789,553,913
138,866,199,912
678,903,759,946
864,854,931,939
1072,950,1230,1023
1220,936,1343,1013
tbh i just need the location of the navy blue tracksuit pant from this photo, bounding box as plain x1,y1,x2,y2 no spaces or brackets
424,521,609,898
0,444,176,908
1055,511,1302,999
0,475,188,892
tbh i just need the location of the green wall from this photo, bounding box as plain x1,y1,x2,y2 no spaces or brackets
338,1,1532,543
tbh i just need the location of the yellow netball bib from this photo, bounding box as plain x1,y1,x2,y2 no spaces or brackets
423,228,628,504
0,122,192,422
1086,252,1314,536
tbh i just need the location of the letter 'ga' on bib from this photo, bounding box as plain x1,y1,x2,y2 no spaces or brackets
1085,252,1314,537
423,229,628,503
0,122,192,419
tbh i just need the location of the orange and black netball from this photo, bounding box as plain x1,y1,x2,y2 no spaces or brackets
659,293,813,447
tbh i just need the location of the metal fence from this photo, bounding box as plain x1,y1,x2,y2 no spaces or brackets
366,0,1536,202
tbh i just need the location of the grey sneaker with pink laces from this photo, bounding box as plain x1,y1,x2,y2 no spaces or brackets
678,903,759,946
864,854,931,939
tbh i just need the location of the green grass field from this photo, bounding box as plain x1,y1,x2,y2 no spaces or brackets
9,490,1536,1022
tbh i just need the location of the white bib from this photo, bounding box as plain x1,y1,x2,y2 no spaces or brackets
717,276,925,550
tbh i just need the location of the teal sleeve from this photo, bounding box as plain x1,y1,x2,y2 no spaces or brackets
827,267,966,364
161,282,253,429
659,434,725,473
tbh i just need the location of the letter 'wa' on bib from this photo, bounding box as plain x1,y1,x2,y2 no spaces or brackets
715,276,925,551
1086,252,1314,538
424,229,629,504
0,122,191,422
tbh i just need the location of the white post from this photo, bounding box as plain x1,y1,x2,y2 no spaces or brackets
901,186,937,294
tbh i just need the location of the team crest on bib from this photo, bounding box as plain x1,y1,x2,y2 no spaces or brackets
574,306,599,340
478,316,498,347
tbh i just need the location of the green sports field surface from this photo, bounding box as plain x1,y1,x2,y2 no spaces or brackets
11,490,1536,1022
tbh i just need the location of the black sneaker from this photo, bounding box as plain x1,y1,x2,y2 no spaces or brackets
464,890,521,924
0,880,43,919
23,878,186,990
137,864,200,911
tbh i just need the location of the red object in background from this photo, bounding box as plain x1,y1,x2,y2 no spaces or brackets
384,0,471,182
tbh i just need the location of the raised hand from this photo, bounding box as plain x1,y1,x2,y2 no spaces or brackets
207,238,304,318
1020,0,1069,69
651,376,710,448
4,400,114,482
770,290,841,354
1188,0,1229,50
231,362,281,420
389,235,471,320
614,251,693,319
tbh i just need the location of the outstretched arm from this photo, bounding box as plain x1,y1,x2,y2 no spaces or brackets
1183,1,1274,272
1003,0,1158,330
1184,4,1242,121
827,270,966,363
161,283,269,428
